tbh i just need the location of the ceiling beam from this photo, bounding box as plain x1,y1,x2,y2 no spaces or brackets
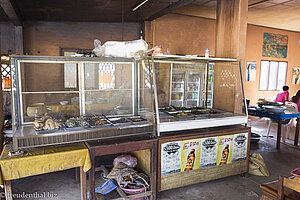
147,0,196,21
0,0,22,26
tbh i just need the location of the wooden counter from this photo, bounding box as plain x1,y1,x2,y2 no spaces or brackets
158,125,250,191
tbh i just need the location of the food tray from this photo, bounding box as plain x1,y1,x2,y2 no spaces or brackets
127,116,148,124
167,111,194,119
109,117,131,125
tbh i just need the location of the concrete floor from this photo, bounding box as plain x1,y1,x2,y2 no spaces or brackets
10,118,300,200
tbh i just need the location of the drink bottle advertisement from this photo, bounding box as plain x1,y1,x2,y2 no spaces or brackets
217,135,233,165
232,133,248,162
181,139,201,172
161,141,182,175
199,137,218,168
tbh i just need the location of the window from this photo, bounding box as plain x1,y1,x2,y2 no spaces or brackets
259,61,287,91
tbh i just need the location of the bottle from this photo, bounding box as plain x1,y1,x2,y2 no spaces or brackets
205,48,209,58
184,149,195,171
219,144,229,165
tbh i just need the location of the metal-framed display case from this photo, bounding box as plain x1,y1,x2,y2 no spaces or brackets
11,55,155,149
152,55,248,135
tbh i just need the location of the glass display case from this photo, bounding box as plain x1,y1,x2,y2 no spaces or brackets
11,55,155,149
153,55,248,134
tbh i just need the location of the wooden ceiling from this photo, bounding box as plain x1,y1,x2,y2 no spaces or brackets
174,0,300,32
0,0,299,32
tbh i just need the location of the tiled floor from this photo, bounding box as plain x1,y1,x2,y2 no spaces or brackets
9,118,300,200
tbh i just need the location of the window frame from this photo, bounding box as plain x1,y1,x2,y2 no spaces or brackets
259,60,287,91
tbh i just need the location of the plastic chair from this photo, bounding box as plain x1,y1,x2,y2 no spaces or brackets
267,102,298,142
277,176,300,200
266,119,290,142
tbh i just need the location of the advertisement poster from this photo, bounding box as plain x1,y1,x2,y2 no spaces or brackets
161,141,182,176
292,67,300,85
217,135,233,166
199,137,218,168
232,133,248,162
246,62,257,82
180,139,201,172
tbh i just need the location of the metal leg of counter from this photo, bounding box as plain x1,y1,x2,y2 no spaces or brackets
294,118,300,146
277,120,282,149
4,180,12,200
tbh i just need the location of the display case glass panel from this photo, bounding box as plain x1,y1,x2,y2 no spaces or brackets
153,55,247,134
11,56,154,149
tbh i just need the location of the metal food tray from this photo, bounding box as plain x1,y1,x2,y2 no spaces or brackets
127,116,148,124
166,111,195,119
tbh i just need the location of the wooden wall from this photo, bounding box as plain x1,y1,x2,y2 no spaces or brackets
146,13,300,105
23,21,141,56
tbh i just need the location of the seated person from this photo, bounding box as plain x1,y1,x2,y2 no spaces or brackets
275,86,289,105
291,90,300,112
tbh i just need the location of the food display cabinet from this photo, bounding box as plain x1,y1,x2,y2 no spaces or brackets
153,55,248,134
11,55,155,149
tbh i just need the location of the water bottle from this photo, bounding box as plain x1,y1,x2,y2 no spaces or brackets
205,48,209,58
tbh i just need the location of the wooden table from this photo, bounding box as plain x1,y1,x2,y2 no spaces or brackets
248,107,300,149
260,178,300,200
86,136,157,200
0,143,91,200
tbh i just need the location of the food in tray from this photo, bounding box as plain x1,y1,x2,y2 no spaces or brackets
34,113,60,131
65,117,89,128
176,112,188,117
128,116,147,122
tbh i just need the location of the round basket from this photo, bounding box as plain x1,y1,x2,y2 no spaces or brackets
119,186,148,200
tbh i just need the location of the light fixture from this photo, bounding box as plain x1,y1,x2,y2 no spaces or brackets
132,0,149,11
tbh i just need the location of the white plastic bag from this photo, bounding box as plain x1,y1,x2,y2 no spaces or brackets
92,39,148,58
113,154,138,168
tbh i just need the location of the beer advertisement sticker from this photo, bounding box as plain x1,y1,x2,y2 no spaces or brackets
180,139,201,172
232,133,248,162
200,137,218,168
161,141,182,176
217,135,233,166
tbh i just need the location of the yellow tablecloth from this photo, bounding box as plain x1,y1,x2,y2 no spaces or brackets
0,143,91,185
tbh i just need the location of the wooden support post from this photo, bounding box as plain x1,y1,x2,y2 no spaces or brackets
4,180,13,200
214,0,248,114
88,150,95,200
80,166,87,200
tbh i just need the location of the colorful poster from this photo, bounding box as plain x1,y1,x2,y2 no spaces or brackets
292,67,300,85
232,133,248,162
246,62,257,82
262,32,288,58
217,135,233,165
161,141,182,176
181,139,201,172
199,137,218,168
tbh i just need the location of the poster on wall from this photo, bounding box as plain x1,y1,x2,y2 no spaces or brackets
292,67,300,85
161,141,182,176
181,139,201,172
199,137,218,168
246,62,257,82
232,133,248,162
262,32,288,58
217,135,233,166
